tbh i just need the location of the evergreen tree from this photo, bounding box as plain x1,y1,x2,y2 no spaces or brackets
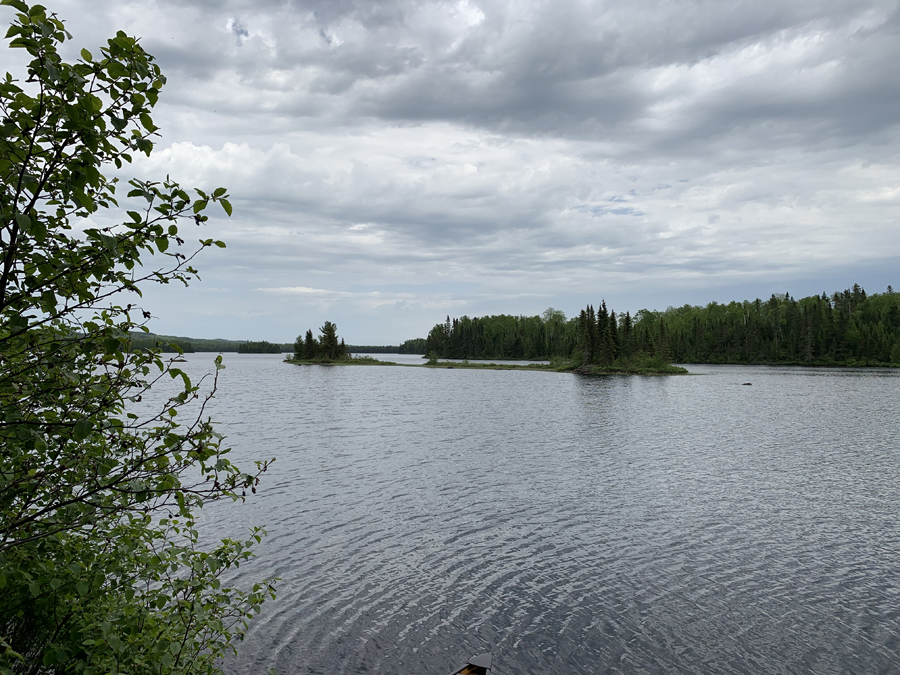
304,329,317,359
609,310,620,361
621,311,634,357
294,332,306,360
599,301,614,364
578,308,592,364
319,321,343,360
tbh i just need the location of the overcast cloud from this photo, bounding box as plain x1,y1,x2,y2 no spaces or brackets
4,0,898,343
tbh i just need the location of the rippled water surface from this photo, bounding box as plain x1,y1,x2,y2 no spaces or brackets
172,355,900,674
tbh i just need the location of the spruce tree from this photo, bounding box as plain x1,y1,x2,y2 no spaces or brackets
304,329,317,359
293,333,306,360
319,321,341,360
621,311,634,358
609,310,620,362
596,301,610,365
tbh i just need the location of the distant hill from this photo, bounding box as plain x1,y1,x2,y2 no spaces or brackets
347,345,399,353
347,338,425,354
129,332,293,353
128,333,427,354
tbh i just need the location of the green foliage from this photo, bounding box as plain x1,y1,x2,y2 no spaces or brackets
236,340,281,354
574,354,688,375
424,310,580,360
397,338,426,354
423,306,620,362
132,333,292,354
347,345,400,354
349,355,396,365
128,332,195,353
317,321,344,360
291,322,348,362
631,285,900,366
424,288,900,368
0,4,275,673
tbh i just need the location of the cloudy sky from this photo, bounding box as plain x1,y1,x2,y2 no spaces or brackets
5,0,899,343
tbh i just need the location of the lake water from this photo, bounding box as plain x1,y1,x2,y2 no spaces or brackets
166,354,900,674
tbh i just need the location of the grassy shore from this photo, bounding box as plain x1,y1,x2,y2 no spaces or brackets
286,355,398,366
285,355,689,375
572,363,689,375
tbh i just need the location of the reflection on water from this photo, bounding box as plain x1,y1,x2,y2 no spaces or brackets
351,353,550,366
167,355,900,674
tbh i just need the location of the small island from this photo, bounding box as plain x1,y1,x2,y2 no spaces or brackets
289,321,353,364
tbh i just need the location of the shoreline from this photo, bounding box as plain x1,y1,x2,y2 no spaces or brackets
285,357,690,375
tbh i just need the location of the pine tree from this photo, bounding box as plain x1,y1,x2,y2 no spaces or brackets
293,333,306,360
596,301,610,365
319,321,341,360
608,309,620,362
305,328,317,359
621,311,634,358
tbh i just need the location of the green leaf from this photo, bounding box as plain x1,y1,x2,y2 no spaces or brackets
0,8,277,668
0,0,29,12
8,314,27,330
103,337,120,354
139,112,156,132
73,419,93,441
28,218,47,242
97,232,117,251
106,60,127,79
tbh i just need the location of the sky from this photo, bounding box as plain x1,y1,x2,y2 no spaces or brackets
3,0,898,344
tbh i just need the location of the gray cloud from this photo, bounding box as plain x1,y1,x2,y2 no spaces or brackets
5,0,898,342
228,17,249,40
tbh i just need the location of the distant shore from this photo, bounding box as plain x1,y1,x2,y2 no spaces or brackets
285,356,689,375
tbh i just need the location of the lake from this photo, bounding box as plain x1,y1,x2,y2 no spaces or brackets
167,354,900,674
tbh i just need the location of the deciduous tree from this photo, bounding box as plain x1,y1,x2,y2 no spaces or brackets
0,2,274,672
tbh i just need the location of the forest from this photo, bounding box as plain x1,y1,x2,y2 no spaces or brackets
237,340,283,354
128,332,296,353
636,284,900,365
422,285,900,366
346,339,425,353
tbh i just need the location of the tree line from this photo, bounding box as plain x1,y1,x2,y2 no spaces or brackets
424,307,578,359
342,339,426,354
634,284,900,365
237,340,282,354
128,333,297,353
421,284,900,366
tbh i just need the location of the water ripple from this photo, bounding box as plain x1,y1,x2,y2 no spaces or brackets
158,356,900,674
